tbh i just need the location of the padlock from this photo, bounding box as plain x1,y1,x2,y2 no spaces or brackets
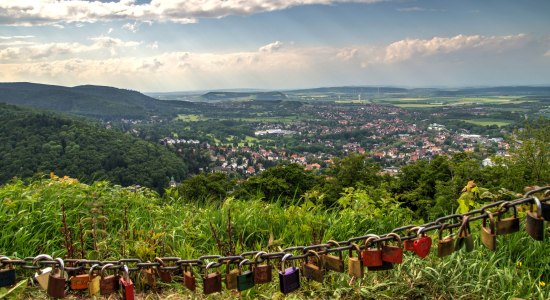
412,227,432,258
381,233,403,264
322,240,345,273
87,264,101,297
33,254,54,290
526,197,545,241
437,224,455,257
69,260,90,290
481,211,497,251
203,261,222,295
119,264,135,300
253,251,272,284
347,243,363,278
183,263,196,291
455,215,474,252
495,203,520,235
403,227,420,252
362,235,383,267
155,257,172,282
99,263,120,295
237,259,255,292
0,256,16,287
302,250,324,283
225,260,240,290
142,266,157,289
278,253,300,294
47,258,66,299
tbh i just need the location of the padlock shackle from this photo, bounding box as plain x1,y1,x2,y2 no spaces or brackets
385,233,402,247
89,264,100,276
497,202,517,219
458,215,471,238
33,254,53,265
306,250,321,264
281,253,294,270
531,197,543,217
100,263,116,276
254,251,268,263
348,243,361,258
482,211,496,233
121,264,130,282
364,235,380,248
54,257,64,273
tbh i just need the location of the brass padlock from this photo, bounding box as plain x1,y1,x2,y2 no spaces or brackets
526,197,545,241
0,256,16,287
347,243,364,278
253,251,272,284
455,215,474,252
322,240,345,273
183,263,196,291
33,254,54,290
302,250,324,283
203,262,222,295
481,212,497,251
142,265,157,289
225,260,240,290
496,203,520,235
99,263,120,295
87,264,101,297
155,257,173,282
437,224,455,257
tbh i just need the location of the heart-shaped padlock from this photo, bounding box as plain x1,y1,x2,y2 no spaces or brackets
412,228,432,258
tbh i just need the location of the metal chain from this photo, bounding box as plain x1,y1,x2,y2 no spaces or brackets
1,186,549,274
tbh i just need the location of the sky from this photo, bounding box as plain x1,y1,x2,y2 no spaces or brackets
0,0,550,92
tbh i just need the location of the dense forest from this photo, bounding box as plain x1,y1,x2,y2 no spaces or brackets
0,104,186,190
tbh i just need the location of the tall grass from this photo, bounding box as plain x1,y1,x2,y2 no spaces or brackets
0,176,548,299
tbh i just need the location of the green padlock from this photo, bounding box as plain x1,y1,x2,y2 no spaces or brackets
236,259,254,292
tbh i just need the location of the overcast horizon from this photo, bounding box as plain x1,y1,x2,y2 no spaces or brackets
1,0,550,92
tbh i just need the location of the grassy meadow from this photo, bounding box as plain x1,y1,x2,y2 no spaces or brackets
0,176,549,299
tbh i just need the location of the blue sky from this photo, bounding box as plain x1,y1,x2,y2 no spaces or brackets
1,0,549,91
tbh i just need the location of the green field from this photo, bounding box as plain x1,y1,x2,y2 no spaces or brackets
463,119,513,127
175,114,206,122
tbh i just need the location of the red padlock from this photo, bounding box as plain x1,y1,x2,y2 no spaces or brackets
403,226,421,252
381,233,403,264
362,235,383,267
412,227,432,258
119,265,134,300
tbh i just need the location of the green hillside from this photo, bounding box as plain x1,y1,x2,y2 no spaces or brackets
0,82,198,120
0,103,186,190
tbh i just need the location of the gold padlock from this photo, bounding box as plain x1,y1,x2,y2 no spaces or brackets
88,264,101,297
322,240,345,273
225,260,240,290
347,243,364,278
302,250,324,283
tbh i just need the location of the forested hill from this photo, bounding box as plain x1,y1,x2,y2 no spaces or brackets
0,82,179,119
0,103,186,191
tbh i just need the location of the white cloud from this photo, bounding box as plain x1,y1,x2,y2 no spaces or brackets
384,33,529,63
0,37,141,61
122,22,139,32
396,7,446,12
0,35,34,40
259,41,283,53
0,0,382,26
147,41,159,49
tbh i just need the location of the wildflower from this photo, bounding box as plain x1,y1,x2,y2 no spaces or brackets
516,261,522,268
540,281,546,287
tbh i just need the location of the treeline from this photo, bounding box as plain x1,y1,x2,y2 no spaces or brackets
0,104,186,190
